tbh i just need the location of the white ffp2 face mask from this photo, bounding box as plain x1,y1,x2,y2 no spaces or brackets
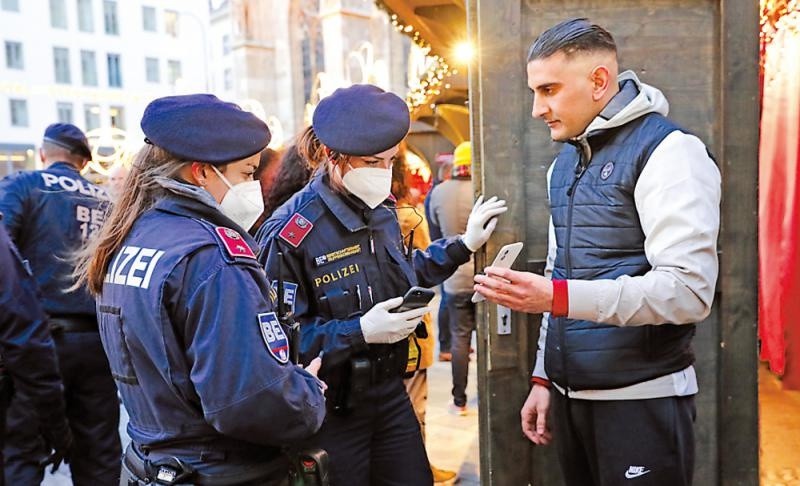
212,166,264,230
341,164,392,209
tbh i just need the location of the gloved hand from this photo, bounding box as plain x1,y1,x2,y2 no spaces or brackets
462,195,508,252
39,417,72,473
360,297,432,344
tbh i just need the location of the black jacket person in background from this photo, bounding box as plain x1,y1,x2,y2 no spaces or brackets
0,123,120,485
0,221,71,486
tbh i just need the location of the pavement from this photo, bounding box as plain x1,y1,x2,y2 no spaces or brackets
760,364,800,486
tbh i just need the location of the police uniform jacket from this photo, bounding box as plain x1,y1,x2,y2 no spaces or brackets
256,173,472,396
96,181,325,459
0,161,108,317
0,219,67,425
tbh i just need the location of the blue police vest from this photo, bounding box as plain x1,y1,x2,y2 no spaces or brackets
96,191,325,468
257,174,471,398
0,162,109,317
546,113,696,391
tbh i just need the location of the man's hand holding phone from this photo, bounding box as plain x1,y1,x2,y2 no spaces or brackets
472,242,524,303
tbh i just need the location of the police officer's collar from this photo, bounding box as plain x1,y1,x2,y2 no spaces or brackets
155,176,220,209
48,161,81,172
312,173,369,232
153,177,257,247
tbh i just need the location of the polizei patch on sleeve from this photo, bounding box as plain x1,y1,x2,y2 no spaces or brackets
257,312,290,364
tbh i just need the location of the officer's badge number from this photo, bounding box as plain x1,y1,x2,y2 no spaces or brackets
257,312,290,364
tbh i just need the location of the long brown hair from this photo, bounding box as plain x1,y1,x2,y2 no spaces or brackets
296,125,350,194
73,144,189,295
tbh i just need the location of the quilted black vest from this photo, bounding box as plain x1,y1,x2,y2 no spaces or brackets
545,113,696,391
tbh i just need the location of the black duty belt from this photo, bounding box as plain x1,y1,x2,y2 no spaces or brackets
123,443,288,485
49,315,98,333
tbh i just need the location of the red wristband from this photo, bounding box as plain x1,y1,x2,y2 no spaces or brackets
551,279,569,317
530,376,551,389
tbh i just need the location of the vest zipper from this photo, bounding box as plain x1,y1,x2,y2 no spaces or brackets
561,138,590,395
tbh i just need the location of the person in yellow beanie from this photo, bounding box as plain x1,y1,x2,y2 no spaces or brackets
428,141,479,415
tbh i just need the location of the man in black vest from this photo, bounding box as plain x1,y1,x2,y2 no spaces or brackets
474,18,721,486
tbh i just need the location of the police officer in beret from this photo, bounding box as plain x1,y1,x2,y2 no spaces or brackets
73,94,327,485
0,123,121,485
0,222,72,485
256,84,507,485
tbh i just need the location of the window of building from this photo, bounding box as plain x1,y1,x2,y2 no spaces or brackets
109,105,125,129
53,47,71,84
10,99,28,127
164,10,178,38
5,41,23,69
77,0,93,32
142,6,156,32
1,0,19,12
57,102,73,124
49,0,67,29
223,68,232,91
84,104,100,130
167,59,181,85
145,57,160,83
107,53,122,87
222,34,231,55
300,19,325,103
103,0,118,35
80,50,97,86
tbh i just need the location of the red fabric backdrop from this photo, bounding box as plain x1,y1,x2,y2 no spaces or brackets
759,11,800,388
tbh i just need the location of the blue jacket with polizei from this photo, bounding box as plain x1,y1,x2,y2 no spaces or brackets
0,219,67,427
95,185,325,469
546,113,696,391
0,161,109,317
255,173,471,393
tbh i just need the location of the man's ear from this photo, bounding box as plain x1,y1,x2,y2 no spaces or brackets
590,65,613,102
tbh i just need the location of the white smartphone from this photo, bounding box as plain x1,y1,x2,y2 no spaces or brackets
472,242,524,303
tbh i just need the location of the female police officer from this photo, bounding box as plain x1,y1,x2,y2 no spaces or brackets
256,84,507,485
74,94,326,485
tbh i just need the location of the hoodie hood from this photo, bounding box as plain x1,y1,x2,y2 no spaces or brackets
578,70,670,140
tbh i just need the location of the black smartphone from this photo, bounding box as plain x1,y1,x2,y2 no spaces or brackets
390,286,435,313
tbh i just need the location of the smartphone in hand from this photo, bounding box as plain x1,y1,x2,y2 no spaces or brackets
390,286,435,313
472,242,524,303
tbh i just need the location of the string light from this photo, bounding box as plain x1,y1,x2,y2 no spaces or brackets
373,1,458,113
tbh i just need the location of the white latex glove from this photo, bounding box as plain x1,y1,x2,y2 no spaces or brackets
360,297,432,344
461,195,508,252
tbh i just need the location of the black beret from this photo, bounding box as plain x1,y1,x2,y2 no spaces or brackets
312,84,410,156
141,94,271,164
43,123,92,160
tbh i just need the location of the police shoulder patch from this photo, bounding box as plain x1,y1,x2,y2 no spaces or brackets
257,312,290,364
278,213,314,248
215,227,256,259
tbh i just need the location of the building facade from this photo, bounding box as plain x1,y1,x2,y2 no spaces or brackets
0,0,208,176
208,0,410,144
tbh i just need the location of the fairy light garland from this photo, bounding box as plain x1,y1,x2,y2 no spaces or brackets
373,1,458,112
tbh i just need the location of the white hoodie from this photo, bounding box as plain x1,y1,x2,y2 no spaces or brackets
533,71,722,400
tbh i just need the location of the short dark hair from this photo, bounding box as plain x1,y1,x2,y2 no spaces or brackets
527,18,616,62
